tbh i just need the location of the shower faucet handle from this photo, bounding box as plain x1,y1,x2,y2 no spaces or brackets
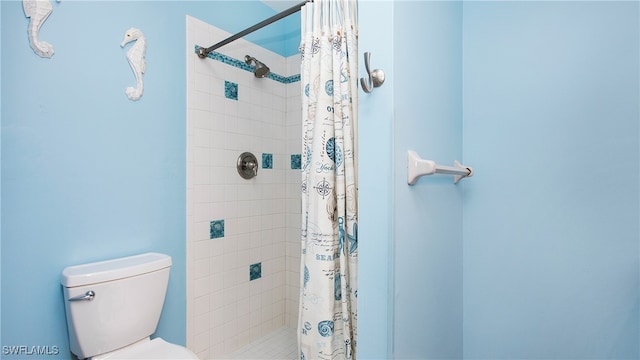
237,152,258,180
246,161,258,175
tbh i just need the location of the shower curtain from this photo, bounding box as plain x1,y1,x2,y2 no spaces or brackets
298,0,358,359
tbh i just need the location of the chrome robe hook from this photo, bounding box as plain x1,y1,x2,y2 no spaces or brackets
360,52,385,93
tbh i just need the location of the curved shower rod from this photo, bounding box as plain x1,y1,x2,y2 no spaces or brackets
197,0,312,58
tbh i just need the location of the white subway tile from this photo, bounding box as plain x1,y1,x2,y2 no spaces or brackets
193,331,210,354
194,258,210,279
194,277,211,298
187,16,302,357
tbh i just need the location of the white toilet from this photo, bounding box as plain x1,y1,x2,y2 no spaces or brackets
61,252,199,360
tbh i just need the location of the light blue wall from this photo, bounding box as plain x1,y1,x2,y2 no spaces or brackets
462,1,639,358
392,1,463,358
0,0,3,347
0,1,292,358
359,0,639,358
358,1,464,358
357,0,395,358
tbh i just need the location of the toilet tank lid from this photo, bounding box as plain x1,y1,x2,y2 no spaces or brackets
61,252,172,288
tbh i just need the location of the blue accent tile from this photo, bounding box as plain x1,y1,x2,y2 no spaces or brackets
250,263,262,281
262,153,273,169
285,74,301,83
291,154,301,169
195,46,300,85
225,81,238,100
210,219,224,239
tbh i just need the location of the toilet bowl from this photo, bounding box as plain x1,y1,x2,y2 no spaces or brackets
61,252,198,360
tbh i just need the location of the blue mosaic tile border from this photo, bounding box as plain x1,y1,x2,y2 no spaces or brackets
195,46,300,84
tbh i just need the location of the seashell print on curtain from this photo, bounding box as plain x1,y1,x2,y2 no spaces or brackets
298,0,358,359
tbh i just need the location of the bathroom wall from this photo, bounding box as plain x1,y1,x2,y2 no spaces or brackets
186,16,301,359
462,2,639,358
392,1,463,358
0,0,3,346
1,2,189,356
356,0,395,358
284,56,303,333
0,1,296,358
357,1,465,358
359,0,639,358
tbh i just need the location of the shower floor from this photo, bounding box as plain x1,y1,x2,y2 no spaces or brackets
222,326,297,360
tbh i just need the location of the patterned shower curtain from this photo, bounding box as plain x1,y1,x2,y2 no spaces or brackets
298,0,358,359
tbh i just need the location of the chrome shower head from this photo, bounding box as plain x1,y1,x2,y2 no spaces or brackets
244,55,270,78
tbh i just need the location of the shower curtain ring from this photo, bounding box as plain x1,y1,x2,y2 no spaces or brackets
360,52,385,93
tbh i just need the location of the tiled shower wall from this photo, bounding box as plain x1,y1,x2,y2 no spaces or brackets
284,54,302,332
186,15,301,359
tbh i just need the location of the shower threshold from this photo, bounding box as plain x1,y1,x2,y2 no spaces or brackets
221,326,297,360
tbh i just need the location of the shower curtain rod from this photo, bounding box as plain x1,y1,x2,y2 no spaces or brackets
197,0,312,58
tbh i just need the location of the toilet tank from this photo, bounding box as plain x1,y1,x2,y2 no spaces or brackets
61,253,172,359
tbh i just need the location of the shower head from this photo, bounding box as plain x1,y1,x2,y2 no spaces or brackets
244,55,270,78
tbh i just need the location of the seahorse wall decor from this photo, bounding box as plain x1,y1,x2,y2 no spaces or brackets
120,27,147,101
23,0,60,58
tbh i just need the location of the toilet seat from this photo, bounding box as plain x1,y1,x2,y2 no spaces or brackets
93,338,199,360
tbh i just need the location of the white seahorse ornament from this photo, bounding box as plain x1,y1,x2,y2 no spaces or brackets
22,0,60,58
120,28,146,101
